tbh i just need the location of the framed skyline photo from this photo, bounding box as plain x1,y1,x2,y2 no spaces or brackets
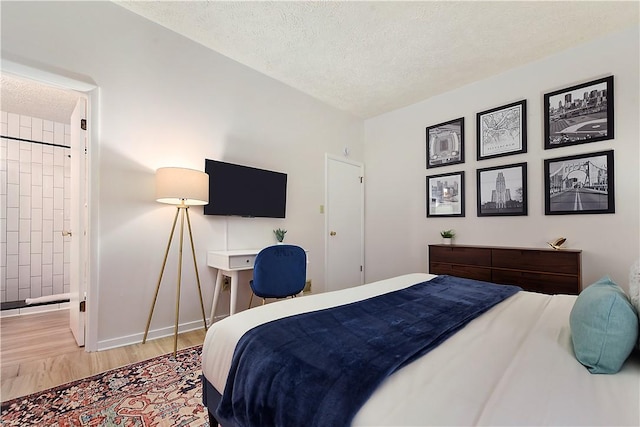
544,76,614,149
426,171,465,217
544,150,614,215
477,100,527,160
476,162,527,217
426,117,465,169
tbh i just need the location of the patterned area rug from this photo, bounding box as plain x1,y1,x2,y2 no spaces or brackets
1,345,209,426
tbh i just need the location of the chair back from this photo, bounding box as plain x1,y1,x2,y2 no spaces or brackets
250,245,306,299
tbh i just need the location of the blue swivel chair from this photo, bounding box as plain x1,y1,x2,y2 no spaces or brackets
248,245,307,308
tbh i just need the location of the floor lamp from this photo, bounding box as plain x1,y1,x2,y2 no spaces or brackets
143,167,209,357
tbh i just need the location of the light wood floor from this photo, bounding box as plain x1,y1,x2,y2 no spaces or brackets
0,309,206,402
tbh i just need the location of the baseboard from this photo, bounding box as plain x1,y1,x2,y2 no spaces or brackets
96,318,209,351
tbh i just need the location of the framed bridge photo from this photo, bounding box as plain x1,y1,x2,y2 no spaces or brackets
544,150,614,215
544,76,614,149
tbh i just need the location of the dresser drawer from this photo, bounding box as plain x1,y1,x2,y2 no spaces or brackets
429,246,491,267
492,270,579,295
228,255,256,269
428,244,581,295
430,262,492,281
491,249,579,275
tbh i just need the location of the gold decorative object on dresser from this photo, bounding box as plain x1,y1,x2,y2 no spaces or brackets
428,244,582,294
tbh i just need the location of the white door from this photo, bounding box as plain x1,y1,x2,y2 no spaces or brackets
325,155,364,292
69,97,87,346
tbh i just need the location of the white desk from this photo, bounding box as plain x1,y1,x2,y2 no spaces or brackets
207,249,261,321
207,247,309,321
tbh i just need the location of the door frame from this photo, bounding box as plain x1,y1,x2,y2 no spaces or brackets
324,154,365,291
2,60,100,351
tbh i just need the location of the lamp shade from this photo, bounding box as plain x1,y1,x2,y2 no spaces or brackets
156,167,209,206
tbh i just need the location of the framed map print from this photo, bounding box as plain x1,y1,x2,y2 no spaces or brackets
477,100,527,160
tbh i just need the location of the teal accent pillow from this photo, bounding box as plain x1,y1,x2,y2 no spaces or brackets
570,276,639,374
629,260,640,349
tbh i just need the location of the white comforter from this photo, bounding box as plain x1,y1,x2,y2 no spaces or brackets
201,273,640,426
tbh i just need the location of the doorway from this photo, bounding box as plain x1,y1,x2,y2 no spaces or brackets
325,154,365,292
0,67,95,350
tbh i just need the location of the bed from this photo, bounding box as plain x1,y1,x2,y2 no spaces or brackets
201,273,640,426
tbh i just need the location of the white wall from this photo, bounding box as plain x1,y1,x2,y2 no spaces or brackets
364,26,640,292
1,1,364,349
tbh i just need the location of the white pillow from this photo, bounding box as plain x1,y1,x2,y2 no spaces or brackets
629,259,640,348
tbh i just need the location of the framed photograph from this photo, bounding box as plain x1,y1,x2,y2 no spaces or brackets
544,76,614,149
477,100,527,160
426,117,464,168
544,150,614,215
477,162,527,217
426,171,465,217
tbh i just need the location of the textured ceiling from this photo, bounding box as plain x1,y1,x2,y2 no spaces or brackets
1,74,79,125
115,1,639,118
3,2,638,123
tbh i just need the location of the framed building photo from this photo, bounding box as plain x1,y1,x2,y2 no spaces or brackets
426,117,464,169
544,76,614,149
476,100,527,160
544,150,614,215
476,162,527,217
426,171,465,217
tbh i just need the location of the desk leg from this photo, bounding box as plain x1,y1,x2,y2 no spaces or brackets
210,270,224,324
229,270,239,316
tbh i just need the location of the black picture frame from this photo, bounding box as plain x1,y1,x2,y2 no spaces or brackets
476,100,527,160
544,76,614,149
426,117,465,169
476,162,527,217
544,150,615,215
426,171,465,217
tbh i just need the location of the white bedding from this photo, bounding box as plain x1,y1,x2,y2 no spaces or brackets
202,273,640,426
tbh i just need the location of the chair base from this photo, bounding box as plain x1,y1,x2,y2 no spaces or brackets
248,292,298,309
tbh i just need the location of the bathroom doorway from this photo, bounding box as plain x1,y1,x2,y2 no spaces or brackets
1,72,91,348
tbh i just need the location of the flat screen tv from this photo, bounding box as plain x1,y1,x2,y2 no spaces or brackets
204,159,287,218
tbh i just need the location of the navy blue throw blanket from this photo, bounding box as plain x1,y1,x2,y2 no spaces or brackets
216,275,520,427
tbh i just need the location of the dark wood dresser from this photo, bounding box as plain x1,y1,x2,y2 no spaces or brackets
428,244,582,295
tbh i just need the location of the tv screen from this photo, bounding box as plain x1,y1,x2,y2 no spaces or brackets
204,159,287,218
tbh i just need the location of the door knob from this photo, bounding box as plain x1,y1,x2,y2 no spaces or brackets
330,231,337,236
62,230,72,237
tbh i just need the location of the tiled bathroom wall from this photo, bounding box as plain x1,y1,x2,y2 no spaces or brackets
1,111,71,303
